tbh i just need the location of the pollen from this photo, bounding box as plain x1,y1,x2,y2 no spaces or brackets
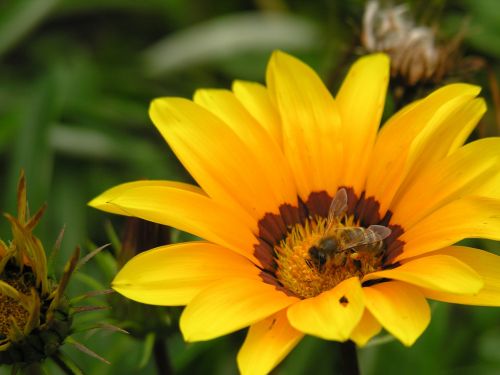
275,216,384,299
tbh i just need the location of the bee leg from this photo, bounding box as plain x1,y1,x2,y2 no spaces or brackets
353,259,362,271
305,258,314,269
338,252,347,267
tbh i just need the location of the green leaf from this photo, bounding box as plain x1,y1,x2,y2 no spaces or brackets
0,0,59,57
138,333,155,368
142,12,320,76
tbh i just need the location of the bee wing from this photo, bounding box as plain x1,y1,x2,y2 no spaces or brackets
327,188,348,227
333,225,392,250
366,225,392,241
332,227,369,249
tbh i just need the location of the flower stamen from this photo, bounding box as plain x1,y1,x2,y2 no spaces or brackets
275,216,384,299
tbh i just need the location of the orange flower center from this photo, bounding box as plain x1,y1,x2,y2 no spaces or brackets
274,216,384,299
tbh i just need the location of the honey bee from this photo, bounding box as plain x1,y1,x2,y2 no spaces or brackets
307,188,391,272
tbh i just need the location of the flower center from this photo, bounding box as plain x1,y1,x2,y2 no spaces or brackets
274,215,384,299
0,275,33,338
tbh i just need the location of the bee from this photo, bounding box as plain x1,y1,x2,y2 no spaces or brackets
307,188,391,272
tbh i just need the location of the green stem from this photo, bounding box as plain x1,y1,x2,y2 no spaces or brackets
51,351,83,375
339,341,360,375
153,338,173,375
23,363,44,375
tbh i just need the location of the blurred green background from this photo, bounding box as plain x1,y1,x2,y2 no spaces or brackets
0,0,499,374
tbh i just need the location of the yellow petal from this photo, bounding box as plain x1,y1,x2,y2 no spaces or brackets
232,80,282,147
422,246,500,306
266,50,342,200
350,309,381,347
108,184,259,264
336,53,389,194
112,242,260,306
150,97,291,221
396,97,486,192
363,281,430,346
364,255,483,294
398,197,500,261
180,277,298,342
237,310,303,375
88,180,204,215
193,89,296,209
287,277,363,341
391,135,500,228
447,99,487,155
366,83,481,215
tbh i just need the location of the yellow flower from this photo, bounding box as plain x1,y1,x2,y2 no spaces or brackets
0,172,75,365
90,51,500,375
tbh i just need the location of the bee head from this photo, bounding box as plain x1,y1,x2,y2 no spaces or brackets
308,246,327,267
